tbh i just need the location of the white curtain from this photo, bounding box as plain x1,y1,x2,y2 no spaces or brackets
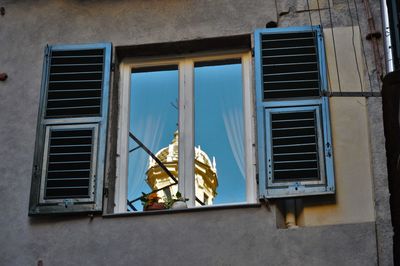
128,115,165,200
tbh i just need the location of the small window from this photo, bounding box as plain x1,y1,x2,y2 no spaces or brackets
116,53,256,212
254,26,335,198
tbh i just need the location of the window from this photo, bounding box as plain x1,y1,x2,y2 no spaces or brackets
29,43,111,215
29,28,335,215
115,53,257,212
254,26,335,198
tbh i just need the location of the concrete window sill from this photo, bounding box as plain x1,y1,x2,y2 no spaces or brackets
103,203,261,218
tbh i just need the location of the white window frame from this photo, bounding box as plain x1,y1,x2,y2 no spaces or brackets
115,52,257,213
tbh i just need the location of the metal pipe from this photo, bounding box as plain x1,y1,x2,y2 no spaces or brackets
381,0,395,73
363,0,384,82
285,199,298,229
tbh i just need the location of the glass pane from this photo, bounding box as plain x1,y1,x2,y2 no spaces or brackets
128,66,179,212
194,60,245,205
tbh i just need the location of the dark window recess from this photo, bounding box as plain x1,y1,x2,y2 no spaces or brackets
271,110,320,181
44,129,94,199
261,31,320,99
45,49,105,118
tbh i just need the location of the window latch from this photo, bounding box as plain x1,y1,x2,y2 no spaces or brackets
288,182,305,193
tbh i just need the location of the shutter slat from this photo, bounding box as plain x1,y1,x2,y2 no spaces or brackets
48,169,91,173
273,134,316,140
262,53,316,59
49,80,102,83
48,88,101,92
46,186,89,189
272,126,315,131
51,55,103,59
273,143,316,148
48,97,101,102
275,168,318,172
46,105,101,110
47,178,90,181
264,70,318,77
263,62,316,67
275,159,318,164
273,151,317,156
265,79,319,84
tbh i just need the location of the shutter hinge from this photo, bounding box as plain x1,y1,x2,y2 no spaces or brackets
326,142,332,158
111,63,115,72
33,165,40,178
44,45,50,57
262,195,271,211
103,187,109,197
251,47,255,57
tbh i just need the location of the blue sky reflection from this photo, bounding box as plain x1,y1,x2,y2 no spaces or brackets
128,61,245,210
195,62,245,204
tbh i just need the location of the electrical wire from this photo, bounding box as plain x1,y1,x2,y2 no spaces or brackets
353,0,374,93
274,0,280,25
306,0,313,26
327,0,343,94
316,0,323,26
346,0,365,92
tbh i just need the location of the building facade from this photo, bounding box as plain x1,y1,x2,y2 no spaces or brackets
0,0,393,265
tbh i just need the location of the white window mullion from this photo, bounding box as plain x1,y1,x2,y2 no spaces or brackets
178,59,195,207
242,53,258,203
114,62,130,213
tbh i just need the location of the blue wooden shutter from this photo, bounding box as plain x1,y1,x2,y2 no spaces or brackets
29,43,111,215
255,26,335,198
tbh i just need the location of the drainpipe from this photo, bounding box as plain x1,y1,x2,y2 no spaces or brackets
381,0,395,73
363,0,384,81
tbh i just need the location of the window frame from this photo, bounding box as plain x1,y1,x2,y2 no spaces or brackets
115,51,257,213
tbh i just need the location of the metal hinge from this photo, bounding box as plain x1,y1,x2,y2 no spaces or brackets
103,187,109,197
325,142,332,158
44,45,50,57
111,63,115,72
33,165,40,178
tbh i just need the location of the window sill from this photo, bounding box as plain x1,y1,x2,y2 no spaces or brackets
103,203,262,218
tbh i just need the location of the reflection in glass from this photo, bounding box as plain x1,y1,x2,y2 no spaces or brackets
194,60,245,205
128,66,178,211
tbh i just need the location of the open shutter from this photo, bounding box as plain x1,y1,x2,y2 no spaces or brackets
255,26,334,198
29,43,111,215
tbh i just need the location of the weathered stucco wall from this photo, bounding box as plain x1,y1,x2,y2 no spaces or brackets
299,27,375,226
0,0,392,265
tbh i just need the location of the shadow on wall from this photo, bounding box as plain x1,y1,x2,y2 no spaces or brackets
382,69,400,265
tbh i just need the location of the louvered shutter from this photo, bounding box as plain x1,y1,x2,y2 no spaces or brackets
255,26,335,198
29,43,111,215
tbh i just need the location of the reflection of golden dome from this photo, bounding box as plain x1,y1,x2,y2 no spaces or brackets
149,131,179,168
147,131,218,205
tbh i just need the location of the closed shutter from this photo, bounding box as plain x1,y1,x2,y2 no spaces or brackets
29,43,111,215
255,26,335,198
